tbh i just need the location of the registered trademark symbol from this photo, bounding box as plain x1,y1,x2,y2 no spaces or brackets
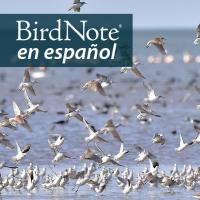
119,24,122,28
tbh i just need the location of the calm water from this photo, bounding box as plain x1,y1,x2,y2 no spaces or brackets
0,30,200,199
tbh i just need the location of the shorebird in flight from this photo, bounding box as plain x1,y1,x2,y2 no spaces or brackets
175,133,193,152
10,101,32,132
96,73,114,88
52,149,73,165
23,90,46,115
133,144,155,163
0,116,17,130
113,143,129,161
82,80,107,96
95,143,123,166
0,131,14,149
48,134,65,150
152,133,165,145
68,0,87,12
12,142,31,163
101,120,123,143
80,148,102,163
134,104,161,120
65,103,83,122
143,81,163,103
18,68,37,96
146,37,167,55
194,24,200,45
83,118,107,143
121,60,146,79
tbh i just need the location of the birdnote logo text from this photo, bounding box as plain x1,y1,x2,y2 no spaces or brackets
16,19,119,64
0,14,133,67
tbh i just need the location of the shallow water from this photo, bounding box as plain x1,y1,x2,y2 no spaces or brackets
0,30,200,199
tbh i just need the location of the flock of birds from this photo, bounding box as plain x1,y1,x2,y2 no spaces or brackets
0,1,199,198
0,55,200,198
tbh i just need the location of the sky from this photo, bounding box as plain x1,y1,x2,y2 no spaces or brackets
0,0,199,29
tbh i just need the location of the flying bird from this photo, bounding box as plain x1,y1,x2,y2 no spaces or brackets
95,143,123,166
10,101,32,132
68,0,87,12
175,133,193,152
96,73,114,88
18,68,37,96
48,134,65,149
12,142,31,163
121,60,146,79
146,37,167,55
80,148,102,163
0,131,14,149
152,134,165,145
82,80,107,96
143,81,163,103
194,24,200,45
135,104,161,120
191,124,200,144
133,144,155,163
83,118,107,143
23,90,46,115
65,103,84,122
101,120,123,143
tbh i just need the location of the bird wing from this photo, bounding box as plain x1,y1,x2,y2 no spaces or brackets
95,143,106,156
194,124,200,136
133,144,144,153
110,129,123,143
120,143,124,152
196,24,200,38
22,120,32,132
75,113,84,122
66,103,74,112
23,68,31,82
149,111,161,117
179,133,184,146
26,86,36,96
49,134,61,141
96,82,106,96
23,90,33,107
21,144,31,153
147,152,156,159
96,136,108,143
90,154,102,163
16,141,22,154
73,0,80,3
1,139,14,149
12,101,21,116
156,44,166,55
96,73,108,82
84,150,102,163
83,118,94,135
131,67,145,79
0,131,6,138
135,104,147,114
